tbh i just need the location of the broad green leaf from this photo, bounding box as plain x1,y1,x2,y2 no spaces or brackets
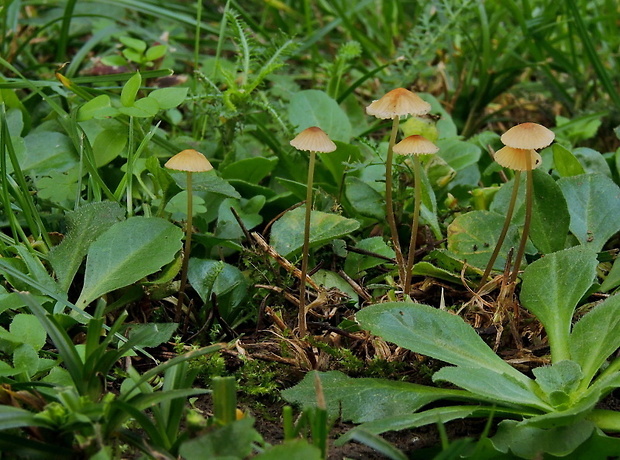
12,343,39,378
558,174,620,251
124,323,178,348
20,131,77,173
356,302,529,384
179,417,261,459
254,440,322,460
147,87,188,109
532,360,582,407
436,138,481,171
10,314,46,351
92,126,127,167
77,95,117,122
221,156,278,184
281,371,466,423
552,144,585,177
571,294,620,385
270,208,360,257
520,246,598,362
48,201,125,292
433,366,549,410
569,430,620,459
529,169,570,254
35,170,81,203
344,237,395,277
76,217,183,309
120,72,141,107
0,405,52,430
119,36,146,52
288,90,352,142
338,406,483,445
344,176,384,220
573,147,612,177
169,170,241,199
145,44,167,61
119,96,159,118
447,210,521,270
311,270,357,305
214,196,264,240
491,419,594,458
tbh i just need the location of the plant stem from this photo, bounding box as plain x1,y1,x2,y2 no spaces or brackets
404,155,422,296
299,150,316,337
384,116,406,287
175,171,193,322
479,170,522,289
510,165,533,284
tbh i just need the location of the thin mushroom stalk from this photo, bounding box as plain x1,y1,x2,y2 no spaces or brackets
289,127,336,338
366,88,431,292
164,149,213,323
481,122,554,289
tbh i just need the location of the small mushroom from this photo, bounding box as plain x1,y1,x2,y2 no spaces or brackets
366,89,432,293
494,146,542,171
500,122,555,150
290,127,336,337
165,149,213,322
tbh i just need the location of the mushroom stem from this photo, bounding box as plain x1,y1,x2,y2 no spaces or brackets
478,170,522,289
510,164,533,284
384,116,406,286
298,150,317,338
404,155,423,296
175,171,193,322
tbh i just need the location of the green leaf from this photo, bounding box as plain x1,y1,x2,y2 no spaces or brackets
48,201,125,292
529,169,570,254
344,176,384,220
532,360,582,406
179,417,262,459
573,147,612,177
254,440,322,460
491,419,594,458
281,371,465,423
571,294,620,385
120,72,142,107
356,302,529,384
318,142,361,184
436,138,481,171
20,131,77,173
433,366,549,410
558,173,620,251
221,156,278,184
520,246,598,362
552,144,585,177
119,36,147,52
12,343,40,378
344,237,395,277
288,90,352,142
169,170,241,199
447,210,521,270
76,217,183,309
145,44,167,61
119,96,159,118
147,87,188,110
92,128,127,167
600,256,620,293
10,314,46,351
270,208,360,257
0,405,51,430
124,323,178,348
77,95,117,122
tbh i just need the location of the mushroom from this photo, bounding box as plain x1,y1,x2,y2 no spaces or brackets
290,127,336,337
478,123,554,289
393,135,439,295
366,88,431,291
165,149,213,321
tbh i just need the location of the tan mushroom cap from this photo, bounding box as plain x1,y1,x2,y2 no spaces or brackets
165,149,214,172
494,146,542,171
366,88,431,119
290,126,337,153
500,122,555,150
393,135,439,155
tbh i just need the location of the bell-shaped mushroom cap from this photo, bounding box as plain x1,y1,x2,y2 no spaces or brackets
366,88,431,119
393,135,439,155
165,149,214,172
494,146,542,171
290,126,337,153
500,122,555,150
